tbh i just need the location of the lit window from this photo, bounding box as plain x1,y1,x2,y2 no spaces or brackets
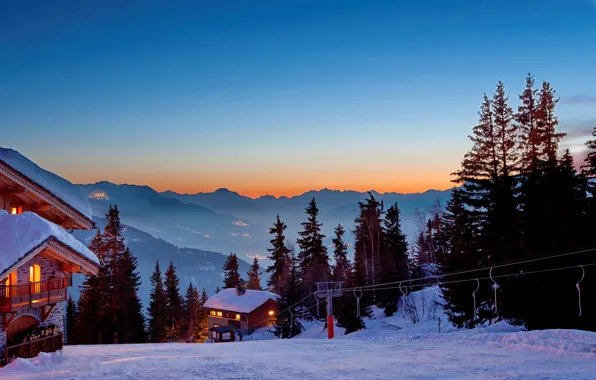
210,310,216,316
30,264,41,293
235,314,241,320
11,206,22,215
216,311,223,317
268,310,275,316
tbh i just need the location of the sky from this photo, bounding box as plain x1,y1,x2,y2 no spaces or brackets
1,0,595,198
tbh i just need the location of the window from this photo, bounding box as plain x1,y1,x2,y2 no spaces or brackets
11,206,22,215
5,271,17,296
29,265,41,293
235,314,241,320
210,310,216,316
216,311,223,317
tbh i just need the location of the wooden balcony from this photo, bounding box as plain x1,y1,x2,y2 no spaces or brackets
0,277,71,314
4,332,63,365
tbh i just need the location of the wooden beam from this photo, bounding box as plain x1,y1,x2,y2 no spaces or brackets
4,185,26,194
58,264,81,273
32,203,52,212
41,304,56,322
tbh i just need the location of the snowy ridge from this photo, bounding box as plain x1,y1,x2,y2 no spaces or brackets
0,211,99,276
203,288,279,313
0,147,92,220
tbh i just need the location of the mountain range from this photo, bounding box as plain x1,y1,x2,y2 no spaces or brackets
70,182,452,306
78,182,452,259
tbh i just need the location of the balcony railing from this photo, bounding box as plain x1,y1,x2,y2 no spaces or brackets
0,277,71,313
4,333,63,365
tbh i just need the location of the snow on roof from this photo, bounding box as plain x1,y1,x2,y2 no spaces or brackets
0,147,92,220
203,288,279,314
0,210,99,277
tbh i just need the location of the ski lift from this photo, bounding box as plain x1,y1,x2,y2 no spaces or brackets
353,289,363,318
399,281,407,316
576,265,585,317
472,279,480,319
489,267,499,315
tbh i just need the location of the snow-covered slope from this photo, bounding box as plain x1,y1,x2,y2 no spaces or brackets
3,318,595,379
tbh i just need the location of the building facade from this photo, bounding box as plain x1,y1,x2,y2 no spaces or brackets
203,286,279,342
0,148,99,365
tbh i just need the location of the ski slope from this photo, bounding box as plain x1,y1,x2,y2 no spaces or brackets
3,287,595,379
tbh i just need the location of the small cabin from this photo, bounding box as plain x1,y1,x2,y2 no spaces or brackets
0,147,99,365
202,286,279,342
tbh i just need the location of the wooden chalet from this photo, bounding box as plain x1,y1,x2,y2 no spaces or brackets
203,285,279,342
0,148,99,366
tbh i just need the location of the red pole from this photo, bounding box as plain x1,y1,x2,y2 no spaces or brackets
327,315,334,339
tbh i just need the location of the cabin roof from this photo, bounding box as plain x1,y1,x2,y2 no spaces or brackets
0,147,93,222
203,288,279,314
0,210,99,278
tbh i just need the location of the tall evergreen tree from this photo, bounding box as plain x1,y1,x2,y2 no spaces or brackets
296,199,331,294
164,261,183,341
247,257,262,290
274,250,303,338
65,296,78,345
114,247,146,343
223,253,242,288
265,215,291,293
147,261,167,343
353,193,384,286
74,229,105,344
183,283,200,341
331,224,351,282
378,203,409,316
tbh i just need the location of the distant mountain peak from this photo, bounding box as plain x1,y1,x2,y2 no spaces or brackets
214,188,240,196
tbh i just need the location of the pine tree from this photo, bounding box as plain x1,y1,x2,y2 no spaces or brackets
74,229,105,344
265,215,291,293
147,261,167,343
164,261,183,341
274,250,303,338
353,193,384,286
201,288,209,305
450,83,521,323
378,203,409,316
247,257,262,290
65,296,78,345
183,283,200,341
436,189,487,328
331,224,351,282
296,199,331,294
223,253,242,288
517,73,540,172
114,247,146,343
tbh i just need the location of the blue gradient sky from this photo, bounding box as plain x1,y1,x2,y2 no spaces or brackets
1,0,595,197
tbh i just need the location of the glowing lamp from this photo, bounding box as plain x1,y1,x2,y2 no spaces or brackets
268,310,275,316
235,314,241,320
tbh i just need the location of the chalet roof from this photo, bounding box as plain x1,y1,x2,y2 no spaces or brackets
203,288,279,314
0,147,92,221
0,210,99,278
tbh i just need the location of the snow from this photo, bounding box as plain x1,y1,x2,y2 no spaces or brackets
3,325,595,379
203,288,279,313
0,147,92,220
0,211,99,276
3,286,596,379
